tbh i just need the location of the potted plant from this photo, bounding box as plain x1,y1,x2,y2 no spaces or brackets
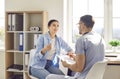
109,39,120,52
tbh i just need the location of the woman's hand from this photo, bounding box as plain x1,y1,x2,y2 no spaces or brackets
61,60,69,67
44,44,51,51
41,44,51,54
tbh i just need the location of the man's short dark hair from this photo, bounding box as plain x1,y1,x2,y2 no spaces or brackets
80,15,95,28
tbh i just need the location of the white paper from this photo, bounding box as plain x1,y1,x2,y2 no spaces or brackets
57,55,76,64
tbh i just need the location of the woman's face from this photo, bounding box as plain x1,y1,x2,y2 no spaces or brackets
48,21,59,34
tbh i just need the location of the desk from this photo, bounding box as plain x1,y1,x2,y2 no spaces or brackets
105,53,120,65
103,53,120,79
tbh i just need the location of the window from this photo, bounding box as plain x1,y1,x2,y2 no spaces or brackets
0,0,5,49
113,0,120,40
65,0,120,48
72,0,104,43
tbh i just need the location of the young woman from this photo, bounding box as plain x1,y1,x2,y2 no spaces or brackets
30,19,73,79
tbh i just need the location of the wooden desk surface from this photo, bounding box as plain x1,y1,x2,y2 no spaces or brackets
105,53,120,65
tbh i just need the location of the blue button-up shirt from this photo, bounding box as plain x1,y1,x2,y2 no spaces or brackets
30,32,72,69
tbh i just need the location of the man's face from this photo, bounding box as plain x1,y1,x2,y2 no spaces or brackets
78,21,84,34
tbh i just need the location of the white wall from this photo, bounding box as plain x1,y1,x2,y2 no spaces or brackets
0,50,5,79
5,0,64,37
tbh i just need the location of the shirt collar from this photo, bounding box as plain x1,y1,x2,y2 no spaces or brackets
45,31,58,40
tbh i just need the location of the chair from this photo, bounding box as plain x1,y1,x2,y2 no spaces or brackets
85,61,107,79
28,49,38,79
46,61,107,79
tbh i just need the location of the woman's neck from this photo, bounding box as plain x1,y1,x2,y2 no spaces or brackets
49,32,56,39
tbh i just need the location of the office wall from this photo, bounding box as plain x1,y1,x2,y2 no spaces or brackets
0,50,5,79
5,0,64,37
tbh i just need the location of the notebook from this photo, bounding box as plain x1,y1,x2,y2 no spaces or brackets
7,64,23,71
57,55,76,64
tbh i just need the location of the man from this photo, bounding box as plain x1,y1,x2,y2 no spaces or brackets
46,15,105,79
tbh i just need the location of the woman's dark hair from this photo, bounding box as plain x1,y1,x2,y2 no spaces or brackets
80,15,95,28
48,19,59,27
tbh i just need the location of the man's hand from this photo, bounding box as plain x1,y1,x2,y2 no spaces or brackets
67,52,76,60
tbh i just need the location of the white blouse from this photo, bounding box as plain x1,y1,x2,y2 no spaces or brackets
46,38,56,60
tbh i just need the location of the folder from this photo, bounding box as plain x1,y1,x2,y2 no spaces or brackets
34,34,38,48
34,34,41,48
8,14,12,31
25,53,29,67
11,14,16,31
12,14,23,31
19,33,23,51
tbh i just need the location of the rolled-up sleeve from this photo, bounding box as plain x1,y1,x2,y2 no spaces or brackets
35,35,44,59
59,37,72,52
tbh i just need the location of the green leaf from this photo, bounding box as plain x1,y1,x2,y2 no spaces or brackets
109,39,120,47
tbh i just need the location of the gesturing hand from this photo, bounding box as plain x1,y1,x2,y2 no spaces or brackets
67,52,76,60
44,44,51,51
41,44,51,55
61,60,69,67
